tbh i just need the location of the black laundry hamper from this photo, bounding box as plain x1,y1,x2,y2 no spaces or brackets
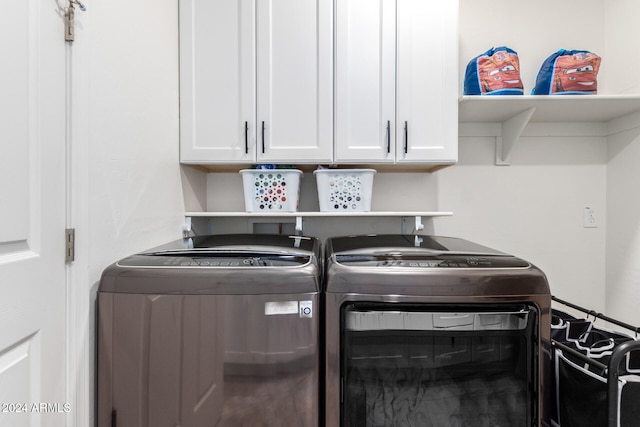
551,297,640,427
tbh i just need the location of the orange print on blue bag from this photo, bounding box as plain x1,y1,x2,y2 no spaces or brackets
477,51,523,94
552,52,600,94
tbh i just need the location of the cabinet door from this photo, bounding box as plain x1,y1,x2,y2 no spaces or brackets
335,0,396,163
180,0,256,163
256,0,333,163
396,0,458,164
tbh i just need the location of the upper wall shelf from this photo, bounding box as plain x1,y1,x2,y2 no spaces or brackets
459,95,640,123
459,95,640,165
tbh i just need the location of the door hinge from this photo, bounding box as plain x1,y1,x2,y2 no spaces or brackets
64,5,75,41
64,0,86,42
65,228,75,262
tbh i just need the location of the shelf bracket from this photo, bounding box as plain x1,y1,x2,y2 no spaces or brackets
182,216,192,238
496,107,536,166
295,216,303,235
415,216,424,232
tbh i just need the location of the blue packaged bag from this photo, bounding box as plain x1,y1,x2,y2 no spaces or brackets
532,49,601,95
464,46,524,95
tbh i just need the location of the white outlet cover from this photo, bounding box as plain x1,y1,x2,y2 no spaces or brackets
583,206,598,228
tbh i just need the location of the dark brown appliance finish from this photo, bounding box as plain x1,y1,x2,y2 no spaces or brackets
97,234,322,427
324,234,552,427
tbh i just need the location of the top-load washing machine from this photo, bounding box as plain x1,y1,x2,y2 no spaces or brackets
97,234,322,427
323,234,552,427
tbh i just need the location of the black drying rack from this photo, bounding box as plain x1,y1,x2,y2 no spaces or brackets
551,295,640,427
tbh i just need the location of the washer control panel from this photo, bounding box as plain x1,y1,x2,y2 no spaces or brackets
118,254,310,268
336,255,530,269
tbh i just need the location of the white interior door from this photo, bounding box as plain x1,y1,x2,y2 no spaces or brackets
0,1,68,425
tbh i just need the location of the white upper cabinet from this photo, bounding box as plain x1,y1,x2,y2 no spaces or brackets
180,0,333,164
335,0,458,164
334,0,397,162
179,0,255,163
396,0,458,164
256,0,333,163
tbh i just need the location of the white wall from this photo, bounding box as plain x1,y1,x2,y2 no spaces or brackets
605,0,640,94
70,1,183,425
87,0,184,261
436,135,607,311
606,122,640,325
459,0,605,95
457,0,640,321
73,0,184,273
603,0,640,325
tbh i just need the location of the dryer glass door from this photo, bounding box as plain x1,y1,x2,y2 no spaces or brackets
341,303,538,427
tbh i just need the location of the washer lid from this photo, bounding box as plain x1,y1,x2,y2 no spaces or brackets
117,252,312,268
324,235,549,296
117,234,320,268
327,234,530,269
149,233,318,253
328,234,505,256
99,234,321,294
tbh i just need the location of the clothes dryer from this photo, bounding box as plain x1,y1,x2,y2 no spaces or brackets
324,234,552,427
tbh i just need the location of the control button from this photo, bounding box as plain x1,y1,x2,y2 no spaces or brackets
409,262,419,267
419,262,440,267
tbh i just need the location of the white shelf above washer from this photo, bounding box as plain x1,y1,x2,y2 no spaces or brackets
183,211,453,236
